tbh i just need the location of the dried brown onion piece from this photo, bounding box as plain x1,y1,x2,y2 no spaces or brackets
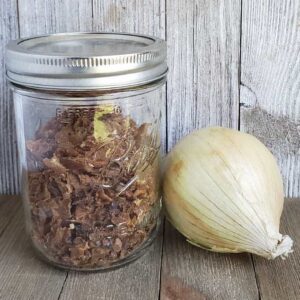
26,106,160,268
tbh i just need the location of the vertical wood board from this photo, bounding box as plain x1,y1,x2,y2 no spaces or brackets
240,0,300,197
0,196,21,236
18,0,93,36
0,0,299,195
0,0,19,194
92,0,165,38
166,0,240,150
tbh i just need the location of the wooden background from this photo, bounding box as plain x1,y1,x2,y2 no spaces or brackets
0,0,299,197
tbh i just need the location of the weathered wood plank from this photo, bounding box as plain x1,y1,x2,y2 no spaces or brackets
92,0,165,38
18,0,93,37
0,0,20,194
60,227,163,300
253,198,300,300
0,197,67,300
0,196,21,236
166,0,240,150
0,196,299,299
160,221,259,300
240,0,300,197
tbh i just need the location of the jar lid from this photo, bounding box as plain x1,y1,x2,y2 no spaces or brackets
5,32,167,90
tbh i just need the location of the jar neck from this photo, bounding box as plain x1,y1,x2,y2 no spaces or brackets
9,77,166,101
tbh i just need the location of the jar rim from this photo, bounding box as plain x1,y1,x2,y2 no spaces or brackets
5,32,168,91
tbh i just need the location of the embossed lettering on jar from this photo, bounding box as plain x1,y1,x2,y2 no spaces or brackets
6,32,167,271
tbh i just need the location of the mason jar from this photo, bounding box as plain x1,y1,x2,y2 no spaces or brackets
5,32,167,271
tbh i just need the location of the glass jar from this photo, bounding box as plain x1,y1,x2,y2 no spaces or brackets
6,33,167,271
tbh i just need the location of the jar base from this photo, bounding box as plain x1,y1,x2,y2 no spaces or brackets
30,218,161,272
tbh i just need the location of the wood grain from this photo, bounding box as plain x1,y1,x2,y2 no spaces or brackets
92,0,165,38
253,198,300,300
60,227,163,300
160,221,259,300
0,196,300,299
166,0,241,150
161,276,207,300
1,0,300,197
18,0,93,37
240,0,300,197
0,195,21,236
0,0,20,194
0,197,67,300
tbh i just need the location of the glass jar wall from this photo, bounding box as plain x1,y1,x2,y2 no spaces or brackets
13,84,163,270
6,32,167,271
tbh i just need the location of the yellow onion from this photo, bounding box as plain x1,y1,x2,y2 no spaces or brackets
163,127,293,259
